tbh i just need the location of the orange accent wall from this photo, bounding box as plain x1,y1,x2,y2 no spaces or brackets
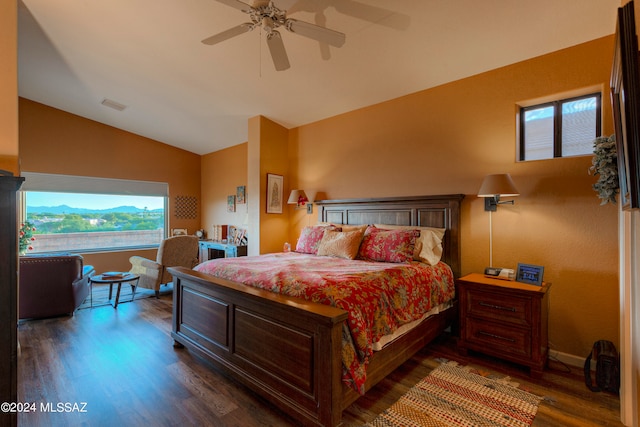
249,115,290,255
201,143,249,238
288,36,618,358
18,99,201,273
0,0,19,174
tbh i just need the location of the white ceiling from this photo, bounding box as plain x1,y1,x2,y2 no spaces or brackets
18,0,620,155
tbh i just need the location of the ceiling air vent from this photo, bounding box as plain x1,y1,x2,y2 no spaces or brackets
100,98,127,111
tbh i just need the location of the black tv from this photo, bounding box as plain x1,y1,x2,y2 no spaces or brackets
611,1,640,209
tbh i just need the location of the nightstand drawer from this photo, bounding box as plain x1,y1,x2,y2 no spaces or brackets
464,319,531,358
466,289,532,327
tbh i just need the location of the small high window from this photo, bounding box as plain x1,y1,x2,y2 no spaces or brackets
519,93,601,161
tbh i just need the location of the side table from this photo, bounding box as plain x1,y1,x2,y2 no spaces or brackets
89,272,140,308
457,273,551,378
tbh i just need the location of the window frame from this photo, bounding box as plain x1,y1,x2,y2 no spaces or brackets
19,173,169,254
20,191,168,254
519,92,602,161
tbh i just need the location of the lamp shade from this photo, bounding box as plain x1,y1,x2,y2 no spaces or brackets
477,174,519,197
287,189,308,206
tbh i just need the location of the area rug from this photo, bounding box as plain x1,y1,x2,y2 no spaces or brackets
77,282,173,309
364,361,542,427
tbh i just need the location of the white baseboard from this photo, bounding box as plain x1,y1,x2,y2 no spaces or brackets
549,349,592,370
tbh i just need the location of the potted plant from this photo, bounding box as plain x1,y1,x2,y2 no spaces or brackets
589,135,618,205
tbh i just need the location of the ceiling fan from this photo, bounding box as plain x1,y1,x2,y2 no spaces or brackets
202,0,346,71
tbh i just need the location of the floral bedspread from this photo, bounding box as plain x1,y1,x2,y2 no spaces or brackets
193,252,455,394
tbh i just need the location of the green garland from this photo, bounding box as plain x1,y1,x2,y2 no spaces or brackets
589,135,618,205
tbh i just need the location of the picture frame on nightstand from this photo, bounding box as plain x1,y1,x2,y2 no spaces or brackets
516,263,544,286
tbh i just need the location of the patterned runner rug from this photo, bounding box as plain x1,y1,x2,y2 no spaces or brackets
365,361,542,427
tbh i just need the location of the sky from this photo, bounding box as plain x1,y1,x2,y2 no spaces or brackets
26,192,165,210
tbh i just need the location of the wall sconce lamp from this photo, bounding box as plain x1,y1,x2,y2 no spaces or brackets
477,173,520,212
477,173,519,267
288,189,313,214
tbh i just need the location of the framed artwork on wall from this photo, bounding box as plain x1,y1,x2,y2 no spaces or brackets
227,195,236,212
236,185,246,204
266,173,283,214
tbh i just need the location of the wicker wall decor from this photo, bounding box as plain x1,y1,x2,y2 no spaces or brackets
174,195,198,219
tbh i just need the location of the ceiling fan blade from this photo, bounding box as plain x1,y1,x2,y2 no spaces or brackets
201,23,253,45
266,31,290,71
212,0,253,12
286,19,345,47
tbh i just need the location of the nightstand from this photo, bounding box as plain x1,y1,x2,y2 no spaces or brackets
457,273,551,378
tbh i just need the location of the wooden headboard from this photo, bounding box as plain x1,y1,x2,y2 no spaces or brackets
316,194,464,278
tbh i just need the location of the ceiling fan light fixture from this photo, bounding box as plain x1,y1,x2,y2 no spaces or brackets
204,0,345,71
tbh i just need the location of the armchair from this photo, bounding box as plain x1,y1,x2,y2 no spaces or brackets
129,235,199,297
19,254,95,319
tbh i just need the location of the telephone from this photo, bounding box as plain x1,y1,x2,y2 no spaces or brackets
484,267,515,280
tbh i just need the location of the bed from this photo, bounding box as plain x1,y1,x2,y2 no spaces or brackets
169,194,464,427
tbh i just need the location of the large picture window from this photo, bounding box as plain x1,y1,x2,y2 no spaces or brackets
519,93,601,161
19,173,168,254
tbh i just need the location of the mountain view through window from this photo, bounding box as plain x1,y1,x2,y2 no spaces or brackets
22,192,166,253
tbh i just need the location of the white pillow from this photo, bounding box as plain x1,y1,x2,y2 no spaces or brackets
373,224,445,265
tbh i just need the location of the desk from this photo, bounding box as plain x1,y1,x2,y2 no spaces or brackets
198,240,248,263
90,272,140,308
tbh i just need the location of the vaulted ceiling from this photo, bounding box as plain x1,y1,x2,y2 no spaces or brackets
18,0,620,155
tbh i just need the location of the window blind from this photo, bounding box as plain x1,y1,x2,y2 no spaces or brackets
19,172,168,197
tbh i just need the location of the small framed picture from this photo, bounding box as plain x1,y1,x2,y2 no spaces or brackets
516,263,544,286
266,173,283,214
227,195,236,212
236,185,246,204
171,228,187,236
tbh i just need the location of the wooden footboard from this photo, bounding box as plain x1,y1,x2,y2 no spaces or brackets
169,266,348,427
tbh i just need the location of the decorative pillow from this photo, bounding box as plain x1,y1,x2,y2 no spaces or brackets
374,224,445,265
358,226,418,263
317,222,369,233
316,229,365,259
295,225,339,254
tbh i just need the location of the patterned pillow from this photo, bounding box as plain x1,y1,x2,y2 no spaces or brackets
358,226,418,263
316,229,365,259
374,224,445,265
295,225,339,254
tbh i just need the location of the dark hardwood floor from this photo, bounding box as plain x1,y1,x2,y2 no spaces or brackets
17,291,623,426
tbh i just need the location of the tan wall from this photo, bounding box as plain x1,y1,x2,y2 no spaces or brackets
200,117,291,256
201,143,249,238
251,116,290,255
18,99,201,273
288,36,618,359
0,0,18,173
